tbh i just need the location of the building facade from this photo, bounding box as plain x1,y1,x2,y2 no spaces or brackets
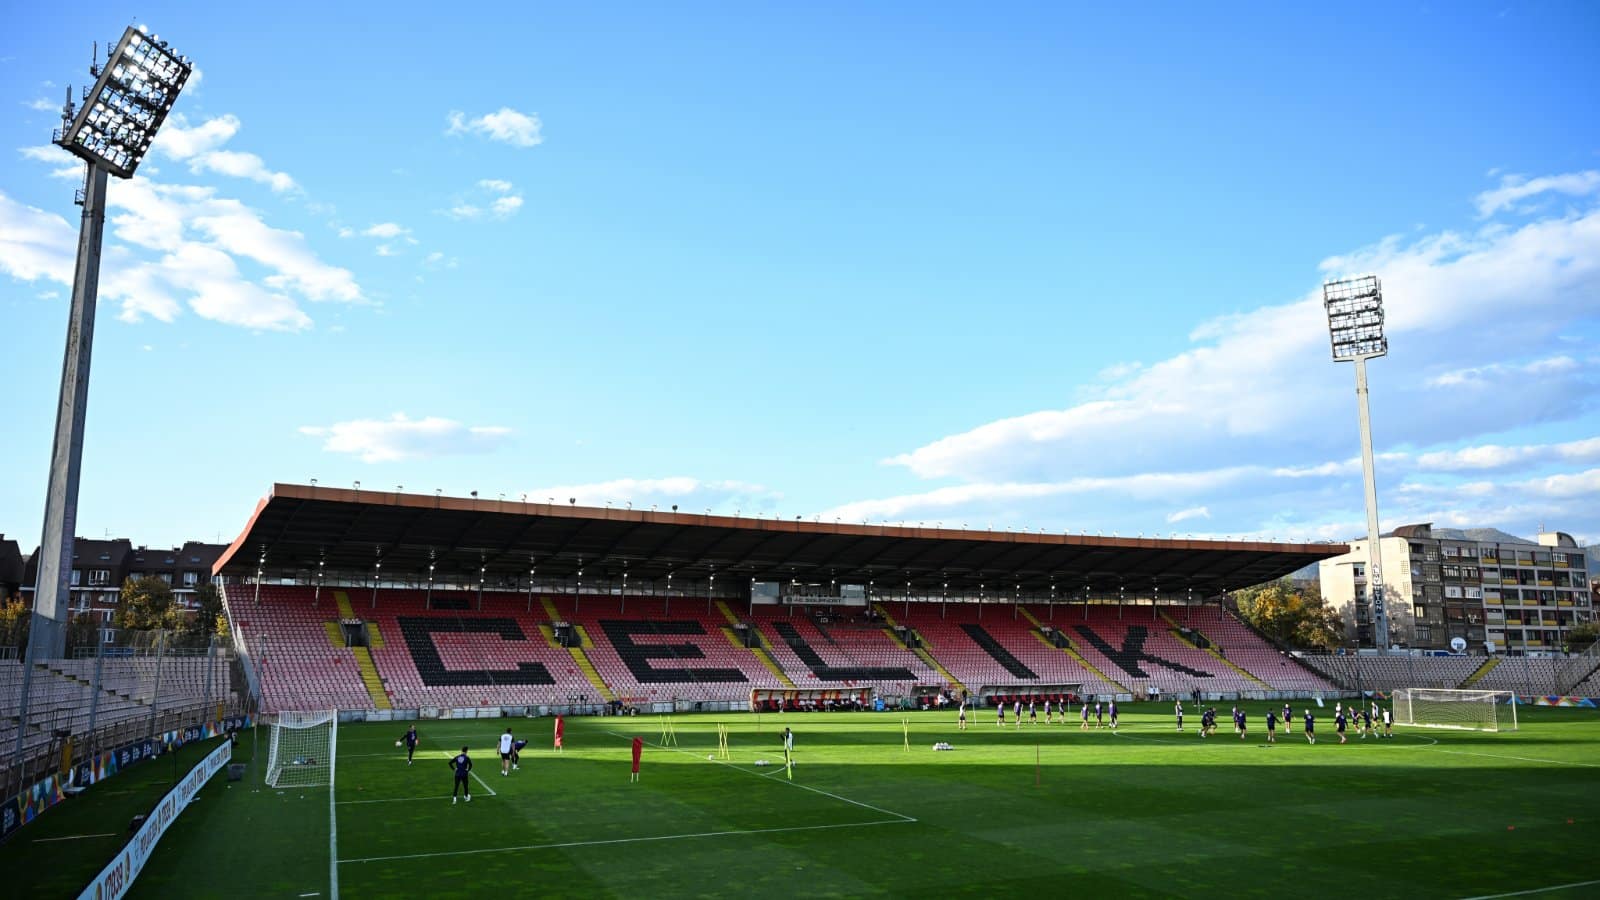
20,538,227,627
1319,523,1591,654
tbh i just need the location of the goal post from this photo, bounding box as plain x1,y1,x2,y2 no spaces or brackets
265,710,338,787
1394,688,1517,732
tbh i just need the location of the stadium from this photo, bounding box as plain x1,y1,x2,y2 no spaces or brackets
4,8,1600,900
5,482,1599,898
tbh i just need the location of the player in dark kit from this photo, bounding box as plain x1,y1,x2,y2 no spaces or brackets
450,746,473,804
1335,712,1348,744
401,725,419,765
1265,709,1277,743
1108,700,1119,730
1303,710,1316,745
1237,708,1247,740
1175,698,1184,732
1283,703,1293,734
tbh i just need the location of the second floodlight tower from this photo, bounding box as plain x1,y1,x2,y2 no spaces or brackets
1323,275,1390,651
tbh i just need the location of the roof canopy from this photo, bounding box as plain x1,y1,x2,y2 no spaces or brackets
215,484,1345,596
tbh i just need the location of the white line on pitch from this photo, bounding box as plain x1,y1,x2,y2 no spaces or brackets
32,833,116,842
337,795,468,805
338,818,912,865
1458,878,1600,899
1424,748,1600,769
470,769,499,797
606,731,917,823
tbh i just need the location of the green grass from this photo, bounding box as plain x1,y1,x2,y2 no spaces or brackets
11,705,1600,898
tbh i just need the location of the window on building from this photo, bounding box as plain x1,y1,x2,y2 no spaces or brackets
183,571,199,587
70,570,81,586
88,569,111,586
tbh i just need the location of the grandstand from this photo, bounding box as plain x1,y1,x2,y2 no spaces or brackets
205,484,1363,713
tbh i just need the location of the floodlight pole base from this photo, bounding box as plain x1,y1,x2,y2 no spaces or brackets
1353,354,1389,653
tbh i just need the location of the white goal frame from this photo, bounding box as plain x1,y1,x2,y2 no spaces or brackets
1394,688,1517,732
265,709,338,787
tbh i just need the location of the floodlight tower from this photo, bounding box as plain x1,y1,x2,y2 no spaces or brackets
27,27,191,659
1323,275,1390,652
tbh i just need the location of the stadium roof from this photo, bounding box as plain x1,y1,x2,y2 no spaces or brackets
215,483,1346,596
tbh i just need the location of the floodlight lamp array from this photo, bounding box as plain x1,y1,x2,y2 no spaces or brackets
55,25,192,178
1322,275,1387,360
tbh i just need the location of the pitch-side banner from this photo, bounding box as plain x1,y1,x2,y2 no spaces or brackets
77,740,233,900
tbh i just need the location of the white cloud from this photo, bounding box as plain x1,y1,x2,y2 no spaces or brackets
478,179,514,193
299,414,512,463
490,195,523,218
362,222,409,239
525,477,780,512
0,192,75,283
1475,170,1600,217
446,204,482,220
375,244,397,257
25,98,55,112
1415,436,1600,471
150,113,297,192
446,108,543,148
1166,506,1210,524
889,187,1600,485
1427,354,1580,388
442,181,524,221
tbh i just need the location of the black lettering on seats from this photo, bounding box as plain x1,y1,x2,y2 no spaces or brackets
770,620,914,681
959,624,1037,679
398,617,555,686
1072,625,1212,679
599,620,748,684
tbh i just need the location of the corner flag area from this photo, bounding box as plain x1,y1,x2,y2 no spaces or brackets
6,707,1598,898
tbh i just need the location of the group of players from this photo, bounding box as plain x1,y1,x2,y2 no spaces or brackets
955,695,1402,747
955,698,1122,730
1187,699,1396,745
395,724,530,804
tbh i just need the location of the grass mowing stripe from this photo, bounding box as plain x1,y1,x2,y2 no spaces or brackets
1425,748,1600,769
337,818,915,865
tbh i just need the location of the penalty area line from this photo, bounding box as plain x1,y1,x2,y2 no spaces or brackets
1423,748,1600,769
606,730,917,823
469,769,499,797
338,818,913,865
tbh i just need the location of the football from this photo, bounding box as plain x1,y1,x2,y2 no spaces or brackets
394,740,401,747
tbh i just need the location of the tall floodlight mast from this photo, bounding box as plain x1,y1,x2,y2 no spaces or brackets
1323,275,1390,652
18,25,191,756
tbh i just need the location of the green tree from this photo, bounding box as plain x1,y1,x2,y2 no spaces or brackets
181,582,228,643
1231,579,1342,649
116,576,181,632
0,596,31,652
65,612,100,656
1568,621,1598,653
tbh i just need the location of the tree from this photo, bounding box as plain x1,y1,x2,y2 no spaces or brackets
1568,621,1599,653
1231,579,1342,650
116,576,181,632
65,612,100,656
0,596,30,652
183,582,227,643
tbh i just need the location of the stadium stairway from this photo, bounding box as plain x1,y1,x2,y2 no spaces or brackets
1158,611,1270,689
874,603,966,694
1016,607,1131,694
541,600,618,703
328,593,391,709
1461,657,1501,688
715,601,796,688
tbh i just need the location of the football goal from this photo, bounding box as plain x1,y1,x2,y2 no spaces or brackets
265,710,338,787
1393,688,1516,732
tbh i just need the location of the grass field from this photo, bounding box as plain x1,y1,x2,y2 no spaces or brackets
9,704,1600,898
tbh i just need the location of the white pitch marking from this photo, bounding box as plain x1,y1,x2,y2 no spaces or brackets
338,818,912,865
606,730,917,823
336,795,466,806
1458,878,1600,899
32,832,116,842
1424,748,1600,769
470,768,498,797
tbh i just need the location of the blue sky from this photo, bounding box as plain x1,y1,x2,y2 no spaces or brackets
3,2,1599,550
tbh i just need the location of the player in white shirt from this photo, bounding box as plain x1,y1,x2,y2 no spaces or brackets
499,727,515,775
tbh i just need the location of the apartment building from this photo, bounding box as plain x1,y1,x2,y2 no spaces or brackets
1319,523,1591,654
19,539,227,625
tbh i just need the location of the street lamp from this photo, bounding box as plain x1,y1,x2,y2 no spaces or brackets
28,24,191,675
1324,274,1390,651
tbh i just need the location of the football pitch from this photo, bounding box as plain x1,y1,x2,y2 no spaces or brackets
16,705,1600,898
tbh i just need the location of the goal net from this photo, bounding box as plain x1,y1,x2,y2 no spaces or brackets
265,710,338,787
1394,688,1517,732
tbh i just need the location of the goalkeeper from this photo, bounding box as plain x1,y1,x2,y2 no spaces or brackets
400,725,419,765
